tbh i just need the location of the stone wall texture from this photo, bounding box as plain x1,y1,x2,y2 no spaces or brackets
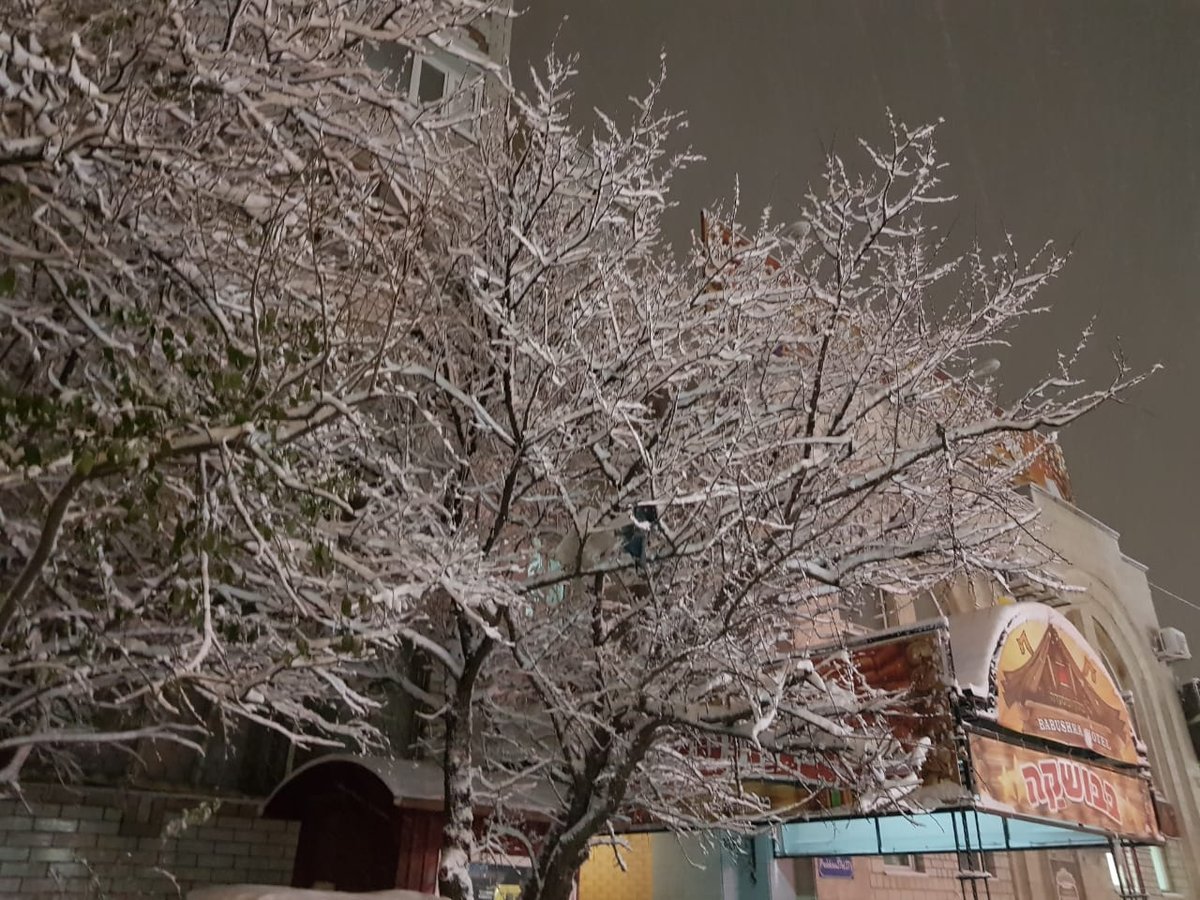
0,786,298,899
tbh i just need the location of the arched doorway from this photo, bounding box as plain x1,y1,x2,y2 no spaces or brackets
262,756,443,893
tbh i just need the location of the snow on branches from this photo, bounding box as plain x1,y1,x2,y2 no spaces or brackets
1,5,1146,900
411,110,1147,900
382,101,1146,900
0,0,512,777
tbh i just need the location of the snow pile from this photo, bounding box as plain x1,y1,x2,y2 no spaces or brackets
947,602,1106,704
947,604,1026,700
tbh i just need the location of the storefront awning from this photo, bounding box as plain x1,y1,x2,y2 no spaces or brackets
774,809,1113,857
761,603,1166,853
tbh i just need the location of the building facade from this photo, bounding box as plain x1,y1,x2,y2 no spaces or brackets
571,485,1200,900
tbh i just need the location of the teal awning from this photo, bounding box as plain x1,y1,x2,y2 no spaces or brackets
774,810,1113,857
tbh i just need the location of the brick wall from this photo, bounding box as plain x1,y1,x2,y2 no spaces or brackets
0,786,299,899
814,853,1017,900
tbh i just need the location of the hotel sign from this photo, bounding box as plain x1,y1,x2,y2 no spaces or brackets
969,732,1159,842
994,610,1139,764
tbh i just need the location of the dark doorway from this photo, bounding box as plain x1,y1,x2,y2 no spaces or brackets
265,759,402,891
291,786,399,890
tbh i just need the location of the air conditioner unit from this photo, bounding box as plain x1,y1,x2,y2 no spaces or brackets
1180,678,1200,725
1153,627,1192,663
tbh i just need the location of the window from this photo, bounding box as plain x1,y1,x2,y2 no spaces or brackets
1150,846,1174,893
526,548,565,605
362,41,413,92
408,52,484,129
363,37,485,131
957,850,996,875
876,590,939,628
837,587,885,636
1105,852,1119,890
881,854,925,872
469,860,531,900
417,60,447,104
1106,848,1145,897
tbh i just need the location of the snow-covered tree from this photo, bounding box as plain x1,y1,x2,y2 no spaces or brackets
1,4,1145,900
0,0,514,781
390,76,1148,900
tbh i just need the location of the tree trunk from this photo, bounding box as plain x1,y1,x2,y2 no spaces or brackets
437,617,492,900
437,693,475,900
525,760,611,900
525,723,660,900
527,830,594,900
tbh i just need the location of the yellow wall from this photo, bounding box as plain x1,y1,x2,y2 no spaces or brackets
578,833,655,900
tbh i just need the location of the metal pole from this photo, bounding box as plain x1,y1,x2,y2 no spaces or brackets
953,810,968,900
1111,837,1148,900
970,810,992,900
1126,841,1149,900
953,810,991,900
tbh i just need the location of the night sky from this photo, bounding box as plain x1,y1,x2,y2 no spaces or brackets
512,1,1200,678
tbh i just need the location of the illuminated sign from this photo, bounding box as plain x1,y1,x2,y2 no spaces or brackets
1019,756,1121,826
679,629,958,815
969,732,1159,842
993,610,1139,764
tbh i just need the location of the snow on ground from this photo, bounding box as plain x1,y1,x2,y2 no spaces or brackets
188,888,438,900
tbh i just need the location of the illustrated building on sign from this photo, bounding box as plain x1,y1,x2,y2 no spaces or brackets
1000,623,1131,757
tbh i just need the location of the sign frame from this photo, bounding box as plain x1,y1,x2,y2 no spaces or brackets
816,856,854,879
967,730,1160,844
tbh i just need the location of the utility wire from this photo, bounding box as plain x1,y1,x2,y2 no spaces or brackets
1147,579,1200,615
